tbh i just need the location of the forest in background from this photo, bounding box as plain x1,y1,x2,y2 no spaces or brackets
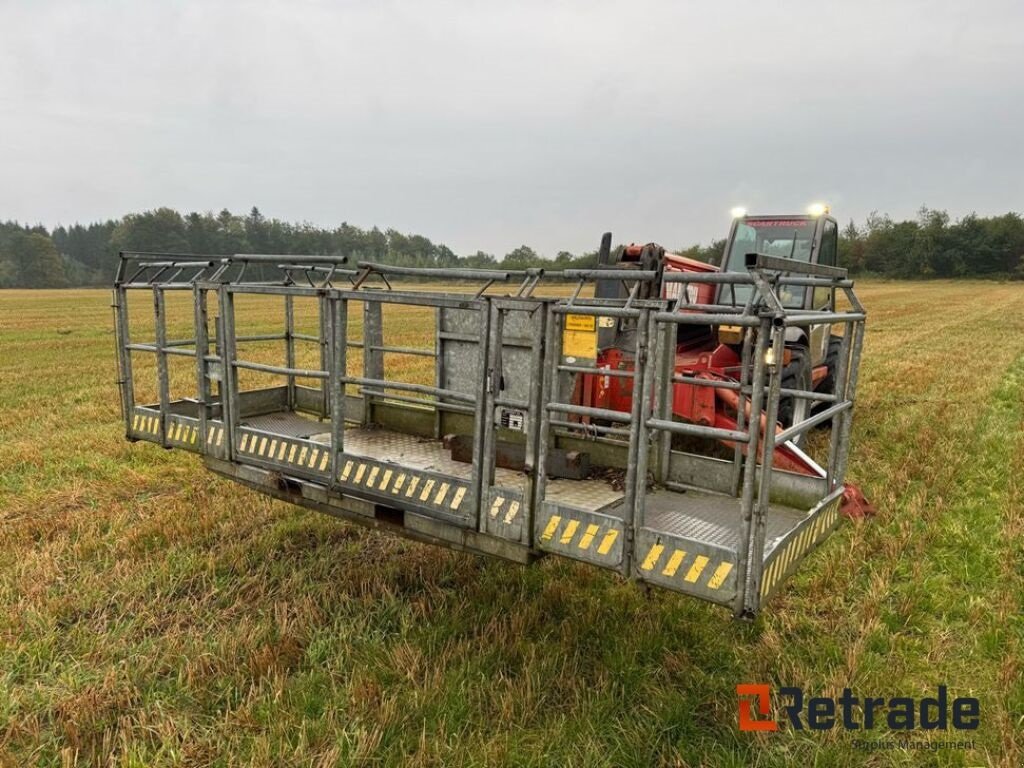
1,205,1023,288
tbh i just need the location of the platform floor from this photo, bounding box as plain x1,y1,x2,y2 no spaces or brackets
241,411,624,512
240,411,810,553
644,489,807,556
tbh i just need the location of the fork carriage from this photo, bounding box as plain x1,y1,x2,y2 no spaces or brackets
113,251,865,617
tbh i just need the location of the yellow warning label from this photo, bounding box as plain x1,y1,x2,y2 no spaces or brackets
563,330,597,359
565,314,596,331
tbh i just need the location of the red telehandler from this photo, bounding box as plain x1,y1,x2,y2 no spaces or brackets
574,211,874,518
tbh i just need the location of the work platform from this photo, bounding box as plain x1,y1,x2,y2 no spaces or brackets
115,252,864,617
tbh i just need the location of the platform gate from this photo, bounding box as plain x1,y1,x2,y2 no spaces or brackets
478,298,548,546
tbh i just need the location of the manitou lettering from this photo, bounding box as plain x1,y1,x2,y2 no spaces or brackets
737,685,979,732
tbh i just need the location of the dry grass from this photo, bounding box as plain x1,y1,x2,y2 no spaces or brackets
1,282,1022,766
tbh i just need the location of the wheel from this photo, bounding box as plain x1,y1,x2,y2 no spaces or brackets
778,345,812,447
812,335,844,417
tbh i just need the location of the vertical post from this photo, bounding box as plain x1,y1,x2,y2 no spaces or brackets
329,296,347,483
153,287,170,447
113,285,134,432
745,320,785,615
478,301,503,533
632,309,657,533
318,294,329,418
194,286,210,450
219,286,239,460
362,300,384,427
832,319,865,486
523,301,547,540
468,299,491,525
826,324,853,490
730,324,755,496
656,320,674,484
732,317,769,617
621,307,650,577
532,306,560,530
433,305,444,439
284,293,296,411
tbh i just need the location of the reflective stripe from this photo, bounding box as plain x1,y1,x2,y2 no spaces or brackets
640,544,664,571
577,524,600,550
503,501,520,524
540,515,561,541
662,550,686,577
684,555,709,583
707,562,733,589
597,529,619,555
559,520,579,545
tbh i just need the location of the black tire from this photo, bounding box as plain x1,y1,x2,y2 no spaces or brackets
812,335,844,417
778,345,812,447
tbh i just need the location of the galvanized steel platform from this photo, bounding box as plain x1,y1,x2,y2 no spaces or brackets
114,251,864,617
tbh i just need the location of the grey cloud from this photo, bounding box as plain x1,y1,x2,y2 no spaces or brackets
1,0,1021,255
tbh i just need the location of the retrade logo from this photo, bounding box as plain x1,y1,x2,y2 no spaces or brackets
736,684,980,732
736,684,778,731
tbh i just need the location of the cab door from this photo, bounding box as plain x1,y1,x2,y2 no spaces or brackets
808,218,838,365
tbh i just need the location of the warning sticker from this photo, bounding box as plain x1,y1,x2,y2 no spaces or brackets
565,314,596,331
563,330,597,359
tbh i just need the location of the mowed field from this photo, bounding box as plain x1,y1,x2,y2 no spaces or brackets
1,282,1022,767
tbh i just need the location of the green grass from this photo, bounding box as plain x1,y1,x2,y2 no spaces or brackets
1,283,1022,767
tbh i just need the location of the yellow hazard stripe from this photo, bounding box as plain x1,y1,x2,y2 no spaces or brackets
640,543,664,571
419,479,436,501
577,523,600,550
559,519,579,545
707,562,733,589
450,486,465,509
597,529,619,555
405,476,420,497
540,515,561,542
434,482,449,506
662,549,686,577
684,555,709,583
502,500,520,524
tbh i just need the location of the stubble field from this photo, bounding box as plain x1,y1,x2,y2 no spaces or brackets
0,282,1022,766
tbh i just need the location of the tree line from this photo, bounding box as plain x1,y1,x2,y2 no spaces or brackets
1,205,1022,288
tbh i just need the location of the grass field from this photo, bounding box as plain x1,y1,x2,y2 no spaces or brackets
1,282,1022,767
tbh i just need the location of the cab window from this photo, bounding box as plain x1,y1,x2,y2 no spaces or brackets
818,220,837,266
813,219,838,309
722,218,818,308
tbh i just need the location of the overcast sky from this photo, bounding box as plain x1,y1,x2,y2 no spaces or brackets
2,0,1022,256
